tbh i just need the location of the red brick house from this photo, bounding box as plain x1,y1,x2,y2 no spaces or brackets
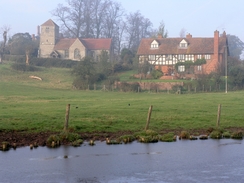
137,31,228,78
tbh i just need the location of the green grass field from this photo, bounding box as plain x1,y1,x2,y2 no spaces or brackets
1,62,244,134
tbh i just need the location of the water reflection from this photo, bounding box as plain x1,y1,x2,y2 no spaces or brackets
0,139,244,183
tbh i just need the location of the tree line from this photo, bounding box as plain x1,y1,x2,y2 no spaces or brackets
51,0,168,55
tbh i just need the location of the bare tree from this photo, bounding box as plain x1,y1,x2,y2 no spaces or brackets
179,28,186,38
0,25,11,63
114,21,126,56
52,0,123,39
82,0,94,38
103,1,124,38
93,0,109,38
125,11,153,50
157,20,168,38
52,2,83,37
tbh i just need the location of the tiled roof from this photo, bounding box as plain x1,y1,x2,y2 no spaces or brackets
41,19,59,27
54,38,112,51
80,38,112,50
137,36,227,55
54,38,76,50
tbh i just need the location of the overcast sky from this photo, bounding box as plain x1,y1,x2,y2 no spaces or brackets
0,0,243,42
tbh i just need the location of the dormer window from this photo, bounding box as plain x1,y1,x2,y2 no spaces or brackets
179,39,188,48
180,43,186,47
151,40,159,49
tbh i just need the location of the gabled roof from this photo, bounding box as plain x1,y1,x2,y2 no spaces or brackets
54,38,77,50
137,36,227,55
180,39,189,44
41,19,59,27
151,39,159,44
54,38,112,51
80,38,112,50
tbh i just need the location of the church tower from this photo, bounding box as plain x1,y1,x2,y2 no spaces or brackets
39,19,59,58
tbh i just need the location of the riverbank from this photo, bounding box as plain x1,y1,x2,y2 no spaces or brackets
1,127,243,150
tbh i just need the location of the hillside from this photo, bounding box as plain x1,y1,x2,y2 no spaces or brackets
0,62,74,90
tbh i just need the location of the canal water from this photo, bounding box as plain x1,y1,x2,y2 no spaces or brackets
1,139,244,183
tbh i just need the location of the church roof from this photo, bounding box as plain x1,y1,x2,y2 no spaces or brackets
54,38,112,51
80,38,112,50
54,38,77,50
41,19,59,27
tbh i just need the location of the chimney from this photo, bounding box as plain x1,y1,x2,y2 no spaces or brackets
214,30,219,58
222,31,226,38
37,26,40,37
186,33,192,39
32,34,35,40
158,34,163,39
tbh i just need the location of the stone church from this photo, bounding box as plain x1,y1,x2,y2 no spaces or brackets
39,19,112,61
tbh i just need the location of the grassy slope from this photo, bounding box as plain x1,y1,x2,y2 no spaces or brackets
0,62,244,133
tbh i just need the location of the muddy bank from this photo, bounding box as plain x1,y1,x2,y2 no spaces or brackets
0,127,243,150
0,130,135,149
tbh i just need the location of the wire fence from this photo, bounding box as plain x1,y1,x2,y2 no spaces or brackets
76,83,243,94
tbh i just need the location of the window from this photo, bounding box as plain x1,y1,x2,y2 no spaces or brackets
179,39,188,48
151,44,158,48
45,27,49,33
197,55,202,59
178,54,184,60
197,65,202,71
150,40,159,48
149,55,155,60
180,43,186,47
185,54,194,61
178,65,185,72
156,55,160,60
64,50,69,58
166,54,172,60
74,48,80,59
205,54,211,59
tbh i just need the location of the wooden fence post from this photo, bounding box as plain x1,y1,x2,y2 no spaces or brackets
64,104,70,131
145,105,153,131
217,104,221,128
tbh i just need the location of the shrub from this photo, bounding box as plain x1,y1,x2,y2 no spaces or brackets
72,78,88,90
231,131,243,139
30,57,78,68
180,131,190,139
118,135,135,143
135,130,159,143
151,69,163,79
222,131,231,138
118,82,140,92
46,135,60,147
210,130,222,139
72,139,83,147
11,63,41,72
160,132,176,142
172,84,184,93
59,131,81,142
103,76,120,86
4,55,25,63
